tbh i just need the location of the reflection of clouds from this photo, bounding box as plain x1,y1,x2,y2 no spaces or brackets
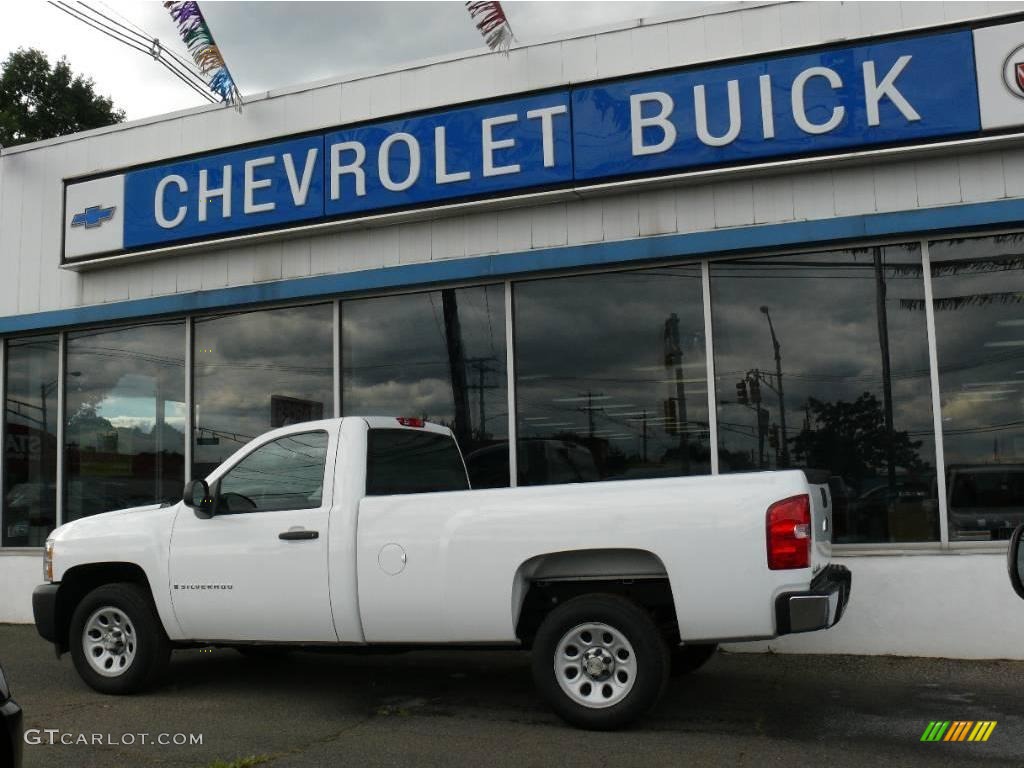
5,336,60,433
930,236,1024,464
514,268,709,460
194,305,334,468
341,286,507,438
711,247,935,469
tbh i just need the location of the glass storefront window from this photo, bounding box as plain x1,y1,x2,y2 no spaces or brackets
342,286,509,488
65,322,186,520
514,267,710,486
930,235,1024,541
3,335,59,546
193,304,333,479
711,245,938,543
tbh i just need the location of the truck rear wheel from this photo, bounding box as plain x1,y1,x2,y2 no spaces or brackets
69,583,171,695
531,593,669,730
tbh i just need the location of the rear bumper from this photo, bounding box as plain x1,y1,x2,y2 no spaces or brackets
775,565,852,635
32,584,60,645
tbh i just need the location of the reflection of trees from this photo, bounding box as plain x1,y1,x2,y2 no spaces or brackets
791,393,928,491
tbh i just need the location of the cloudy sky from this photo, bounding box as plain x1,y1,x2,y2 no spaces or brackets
2,1,698,121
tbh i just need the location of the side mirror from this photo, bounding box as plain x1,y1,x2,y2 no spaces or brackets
183,479,214,518
1009,524,1024,601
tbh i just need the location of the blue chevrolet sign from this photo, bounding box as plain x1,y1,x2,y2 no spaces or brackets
66,27,983,261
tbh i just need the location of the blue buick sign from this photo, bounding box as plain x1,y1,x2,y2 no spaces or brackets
64,26,990,262
572,31,979,180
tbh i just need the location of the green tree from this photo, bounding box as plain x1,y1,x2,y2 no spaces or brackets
0,48,124,147
790,393,928,491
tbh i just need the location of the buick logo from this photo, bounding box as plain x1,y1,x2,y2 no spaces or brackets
1002,44,1024,99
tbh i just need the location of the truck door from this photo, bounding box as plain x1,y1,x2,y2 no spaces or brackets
169,427,339,642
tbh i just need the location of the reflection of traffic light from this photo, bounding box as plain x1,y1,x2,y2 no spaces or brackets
736,381,748,405
749,377,761,404
663,398,678,435
769,425,779,449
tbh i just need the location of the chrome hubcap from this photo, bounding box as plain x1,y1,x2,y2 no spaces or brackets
554,622,636,709
83,606,137,677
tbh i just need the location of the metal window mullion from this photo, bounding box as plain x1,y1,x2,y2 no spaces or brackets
184,317,193,484
701,259,719,475
504,280,518,488
55,332,66,528
333,299,341,419
921,239,950,548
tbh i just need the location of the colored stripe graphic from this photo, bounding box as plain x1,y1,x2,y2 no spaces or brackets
921,721,950,741
920,720,996,742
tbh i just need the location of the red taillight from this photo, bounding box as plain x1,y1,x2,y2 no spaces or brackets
766,494,811,570
397,417,425,428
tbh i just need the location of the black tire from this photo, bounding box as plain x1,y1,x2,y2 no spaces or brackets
531,593,670,730
68,582,171,695
670,643,717,677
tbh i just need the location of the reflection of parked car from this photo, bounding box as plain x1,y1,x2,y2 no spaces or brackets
0,662,23,768
855,478,937,543
947,465,1024,541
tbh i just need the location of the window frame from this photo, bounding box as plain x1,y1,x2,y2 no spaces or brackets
205,427,336,516
364,427,470,497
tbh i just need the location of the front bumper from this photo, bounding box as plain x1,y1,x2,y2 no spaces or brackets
775,564,852,635
32,584,60,645
1,697,23,768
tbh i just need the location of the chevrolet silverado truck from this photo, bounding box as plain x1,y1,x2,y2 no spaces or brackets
33,416,851,730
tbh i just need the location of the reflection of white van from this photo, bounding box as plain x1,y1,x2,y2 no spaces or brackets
464,439,601,488
947,465,1024,541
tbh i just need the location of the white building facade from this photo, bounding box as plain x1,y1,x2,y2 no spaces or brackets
3,1,1024,659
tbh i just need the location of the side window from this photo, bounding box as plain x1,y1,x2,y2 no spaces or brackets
217,431,329,513
366,429,469,495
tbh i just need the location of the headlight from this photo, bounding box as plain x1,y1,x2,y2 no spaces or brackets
0,663,9,701
43,538,54,583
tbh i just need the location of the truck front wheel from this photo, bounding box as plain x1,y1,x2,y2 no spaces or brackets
531,593,670,730
69,583,171,695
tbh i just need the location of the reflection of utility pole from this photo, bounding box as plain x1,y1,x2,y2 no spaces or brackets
664,314,690,474
576,391,605,439
629,409,649,463
442,289,471,447
464,356,499,440
760,307,790,468
872,248,896,492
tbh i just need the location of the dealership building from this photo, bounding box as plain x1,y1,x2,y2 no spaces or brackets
2,1,1024,658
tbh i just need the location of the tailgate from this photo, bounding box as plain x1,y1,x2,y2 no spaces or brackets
803,469,833,569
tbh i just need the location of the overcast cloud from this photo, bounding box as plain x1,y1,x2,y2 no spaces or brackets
3,1,698,121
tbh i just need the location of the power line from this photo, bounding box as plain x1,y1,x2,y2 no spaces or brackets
48,1,217,104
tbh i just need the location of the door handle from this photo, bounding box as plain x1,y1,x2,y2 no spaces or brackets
278,529,319,541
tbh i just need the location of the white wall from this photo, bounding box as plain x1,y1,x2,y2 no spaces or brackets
0,554,42,624
723,552,1024,660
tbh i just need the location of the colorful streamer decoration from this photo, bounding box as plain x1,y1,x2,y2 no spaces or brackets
466,1,515,54
164,1,243,110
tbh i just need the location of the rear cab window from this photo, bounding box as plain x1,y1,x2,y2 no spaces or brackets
366,429,470,496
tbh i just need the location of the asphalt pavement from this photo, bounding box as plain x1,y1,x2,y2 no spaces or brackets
1,623,1021,768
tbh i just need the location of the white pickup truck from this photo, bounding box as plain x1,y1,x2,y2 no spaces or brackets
33,416,851,729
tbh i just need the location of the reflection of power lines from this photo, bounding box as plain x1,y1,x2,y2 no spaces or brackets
194,425,256,447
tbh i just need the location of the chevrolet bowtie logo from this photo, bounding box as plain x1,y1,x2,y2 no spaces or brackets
71,205,116,229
